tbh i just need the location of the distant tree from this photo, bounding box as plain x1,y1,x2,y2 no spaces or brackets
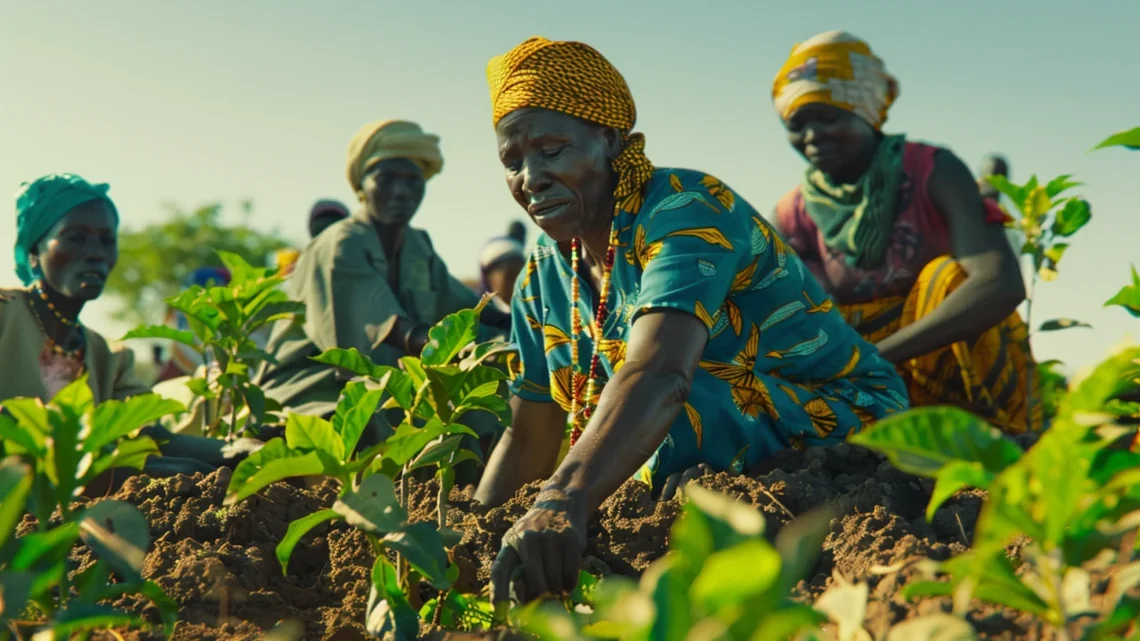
105,201,291,326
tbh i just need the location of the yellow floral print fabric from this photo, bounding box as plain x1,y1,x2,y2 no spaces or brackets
507,169,910,487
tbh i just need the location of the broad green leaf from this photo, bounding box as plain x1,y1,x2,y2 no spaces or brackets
119,324,198,347
78,500,149,582
1058,347,1140,418
849,406,1022,478
0,458,33,551
0,412,46,454
332,473,407,534
365,556,420,640
224,438,328,505
217,250,266,285
383,420,475,469
683,484,766,541
885,614,977,641
691,538,782,612
276,508,340,574
459,340,519,372
408,435,464,471
1044,175,1082,199
1023,186,1051,219
454,394,511,425
382,522,451,588
985,175,1024,209
86,395,186,452
331,378,389,455
642,558,692,641
1042,242,1069,266
927,460,992,522
1092,126,1140,151
89,436,160,480
420,308,480,366
1037,318,1092,332
312,347,387,378
245,300,306,331
423,368,454,423
1052,198,1092,237
12,522,80,574
50,375,94,419
749,606,828,641
1104,266,1140,317
284,414,344,460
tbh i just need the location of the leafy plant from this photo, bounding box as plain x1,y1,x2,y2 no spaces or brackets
514,486,831,641
850,345,1140,640
0,378,183,638
1105,265,1140,318
986,173,1093,429
123,250,305,439
1092,127,1140,152
813,571,980,641
223,296,514,639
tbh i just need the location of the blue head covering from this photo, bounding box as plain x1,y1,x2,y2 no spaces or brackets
14,173,119,285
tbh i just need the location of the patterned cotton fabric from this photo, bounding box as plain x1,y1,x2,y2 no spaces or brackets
487,36,654,214
839,256,1041,434
508,169,910,486
771,30,899,130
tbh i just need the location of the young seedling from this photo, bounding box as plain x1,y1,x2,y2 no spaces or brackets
123,250,304,440
985,173,1093,430
0,378,183,638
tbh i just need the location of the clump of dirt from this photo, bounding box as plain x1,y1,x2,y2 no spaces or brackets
28,432,1126,640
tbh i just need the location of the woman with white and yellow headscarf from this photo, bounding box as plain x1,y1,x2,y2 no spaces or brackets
255,120,510,421
770,31,1037,433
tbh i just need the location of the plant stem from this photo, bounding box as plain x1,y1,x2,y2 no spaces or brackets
1024,275,1038,432
398,465,410,588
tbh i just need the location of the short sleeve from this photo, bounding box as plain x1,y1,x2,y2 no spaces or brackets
632,186,749,330
506,255,553,402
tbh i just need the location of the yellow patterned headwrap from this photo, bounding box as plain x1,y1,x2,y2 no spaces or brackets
486,36,654,215
772,31,899,130
346,120,443,200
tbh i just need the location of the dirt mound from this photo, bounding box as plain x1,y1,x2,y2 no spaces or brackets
43,435,1096,639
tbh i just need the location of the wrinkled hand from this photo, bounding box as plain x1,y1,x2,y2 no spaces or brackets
658,463,712,502
490,489,587,605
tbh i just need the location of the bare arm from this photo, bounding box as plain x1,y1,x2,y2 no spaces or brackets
876,150,1026,364
544,310,707,516
474,397,567,507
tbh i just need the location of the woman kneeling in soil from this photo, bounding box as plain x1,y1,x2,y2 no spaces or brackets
475,36,910,602
770,31,1036,433
1,173,251,480
255,121,510,436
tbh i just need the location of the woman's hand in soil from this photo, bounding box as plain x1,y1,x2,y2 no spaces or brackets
658,464,711,501
490,488,588,605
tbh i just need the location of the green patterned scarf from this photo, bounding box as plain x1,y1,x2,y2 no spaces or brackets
800,134,907,270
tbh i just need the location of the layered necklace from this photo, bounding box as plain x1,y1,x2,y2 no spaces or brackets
568,222,620,446
28,283,86,361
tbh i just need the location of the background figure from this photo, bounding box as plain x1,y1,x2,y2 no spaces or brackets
478,222,527,311
978,154,1010,201
308,199,350,238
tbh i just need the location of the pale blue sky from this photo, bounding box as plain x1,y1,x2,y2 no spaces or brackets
1,0,1137,372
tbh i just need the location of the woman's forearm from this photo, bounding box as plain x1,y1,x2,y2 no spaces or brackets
545,362,689,514
474,425,560,506
877,274,1022,363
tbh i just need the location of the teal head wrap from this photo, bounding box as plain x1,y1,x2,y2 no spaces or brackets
14,173,119,286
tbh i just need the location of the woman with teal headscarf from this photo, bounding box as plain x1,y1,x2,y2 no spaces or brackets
1,173,262,482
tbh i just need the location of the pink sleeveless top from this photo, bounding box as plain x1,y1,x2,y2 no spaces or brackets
775,141,1008,304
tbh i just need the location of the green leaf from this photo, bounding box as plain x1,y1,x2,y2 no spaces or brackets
50,375,95,418
332,379,389,455
774,507,831,594
312,347,388,378
683,484,766,541
276,508,340,574
384,420,475,469
0,412,46,455
78,501,150,582
1052,198,1091,237
224,438,328,505
365,556,420,639
1104,266,1140,317
382,522,450,588
420,308,480,366
408,435,464,471
455,394,511,425
1044,174,1082,199
1042,242,1069,266
217,250,267,285
814,580,869,641
120,324,198,347
1058,347,1140,418
1037,318,1092,332
44,603,148,637
87,395,186,452
985,175,1025,209
690,539,782,612
0,572,34,627
0,458,33,551
849,406,1022,478
749,606,828,641
1092,126,1140,151
885,614,977,641
89,436,161,480
459,340,519,372
642,558,692,641
284,413,345,460
423,368,454,423
927,461,992,522
332,473,407,534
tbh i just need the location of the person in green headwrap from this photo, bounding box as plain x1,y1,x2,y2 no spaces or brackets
1,173,261,483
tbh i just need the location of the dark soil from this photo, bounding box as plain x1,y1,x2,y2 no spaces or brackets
31,432,1132,640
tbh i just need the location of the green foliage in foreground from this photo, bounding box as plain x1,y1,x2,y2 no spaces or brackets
0,378,184,639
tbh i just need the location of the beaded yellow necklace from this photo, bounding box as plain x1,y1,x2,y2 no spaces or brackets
26,287,86,362
568,223,620,446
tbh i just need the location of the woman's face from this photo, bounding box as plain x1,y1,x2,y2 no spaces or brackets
361,157,426,228
30,199,118,300
785,103,877,178
495,108,621,242
486,256,525,303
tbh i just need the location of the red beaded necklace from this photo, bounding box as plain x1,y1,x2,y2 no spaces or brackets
568,223,620,446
